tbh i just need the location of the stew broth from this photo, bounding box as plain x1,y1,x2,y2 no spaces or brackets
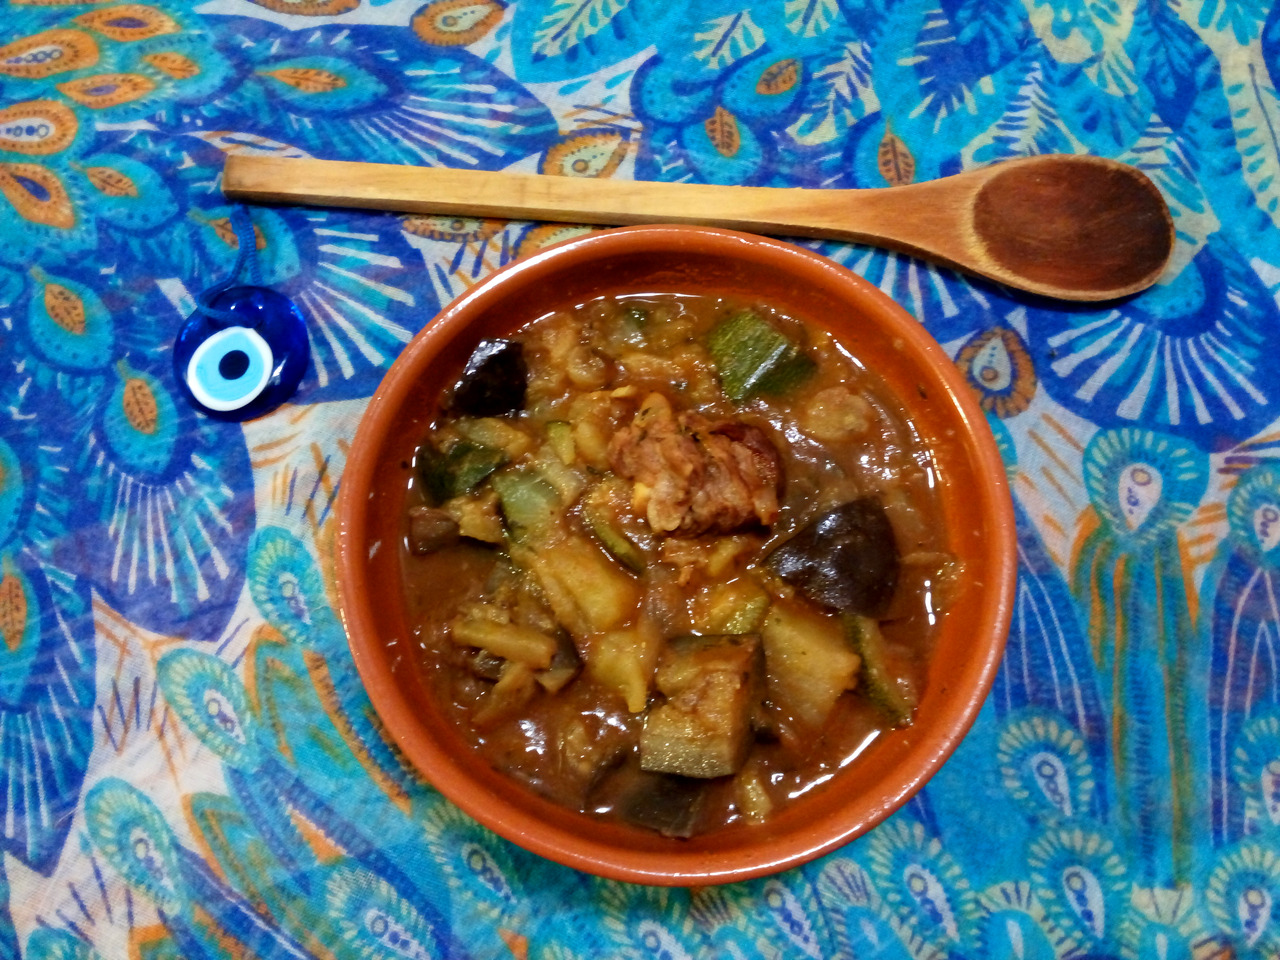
400,293,960,837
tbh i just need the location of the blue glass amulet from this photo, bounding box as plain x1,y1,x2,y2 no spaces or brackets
174,285,310,421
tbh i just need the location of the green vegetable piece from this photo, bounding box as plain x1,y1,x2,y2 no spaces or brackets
706,311,815,401
715,592,770,635
417,441,506,505
622,304,649,330
843,613,918,727
491,469,561,540
640,634,763,778
546,420,575,465
583,502,647,573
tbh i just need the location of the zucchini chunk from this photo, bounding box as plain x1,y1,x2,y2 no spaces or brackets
546,420,576,464
491,469,561,541
843,613,918,727
582,477,648,573
706,311,815,401
417,441,506,506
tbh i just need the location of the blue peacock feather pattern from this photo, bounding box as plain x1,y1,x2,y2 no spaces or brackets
82,776,323,958
864,817,984,957
155,639,467,959
25,927,101,960
975,880,1072,960
83,779,187,915
0,357,96,881
1025,823,1136,954
53,348,255,641
1204,463,1280,845
996,711,1100,826
596,881,708,959
152,16,558,170
508,0,680,84
949,360,1112,842
983,420,1112,821
1025,239,1280,454
1121,885,1218,960
1204,840,1280,959
814,856,919,960
1071,428,1210,886
9,0,1280,955
96,136,437,405
421,798,534,954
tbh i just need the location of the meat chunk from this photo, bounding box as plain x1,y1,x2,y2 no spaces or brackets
608,393,782,538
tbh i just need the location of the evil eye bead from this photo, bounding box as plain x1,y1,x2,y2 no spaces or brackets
186,325,273,412
173,285,310,421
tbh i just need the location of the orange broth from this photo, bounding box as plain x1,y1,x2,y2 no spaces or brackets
400,293,959,837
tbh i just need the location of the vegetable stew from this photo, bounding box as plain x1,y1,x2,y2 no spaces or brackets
400,293,962,837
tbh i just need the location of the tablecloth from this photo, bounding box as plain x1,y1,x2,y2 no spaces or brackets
3,0,1279,956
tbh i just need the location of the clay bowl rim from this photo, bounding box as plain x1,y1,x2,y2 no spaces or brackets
335,224,1017,886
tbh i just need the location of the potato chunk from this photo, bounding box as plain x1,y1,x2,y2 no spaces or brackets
586,619,662,712
443,490,504,544
472,662,537,727
640,635,762,778
760,600,860,730
450,618,558,669
523,536,642,638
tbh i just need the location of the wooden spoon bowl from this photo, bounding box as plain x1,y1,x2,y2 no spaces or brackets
970,157,1174,298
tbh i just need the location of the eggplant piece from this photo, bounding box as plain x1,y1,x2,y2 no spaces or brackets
407,505,461,554
536,631,583,694
766,497,900,615
640,635,763,778
557,712,637,807
616,771,710,838
449,339,527,417
467,649,505,681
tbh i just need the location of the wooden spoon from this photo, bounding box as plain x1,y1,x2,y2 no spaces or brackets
223,153,1173,302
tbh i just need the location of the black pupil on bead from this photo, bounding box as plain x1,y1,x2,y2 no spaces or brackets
219,349,251,380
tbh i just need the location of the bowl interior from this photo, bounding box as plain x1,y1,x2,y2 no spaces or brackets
337,226,1016,885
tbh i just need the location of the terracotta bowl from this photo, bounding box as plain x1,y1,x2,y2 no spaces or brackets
336,225,1016,886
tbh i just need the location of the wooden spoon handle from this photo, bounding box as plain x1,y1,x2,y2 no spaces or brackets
221,154,952,246
222,154,1172,301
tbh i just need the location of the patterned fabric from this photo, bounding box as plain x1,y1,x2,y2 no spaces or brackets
3,0,1280,956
